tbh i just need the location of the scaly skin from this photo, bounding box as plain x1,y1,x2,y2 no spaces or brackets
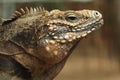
0,7,103,80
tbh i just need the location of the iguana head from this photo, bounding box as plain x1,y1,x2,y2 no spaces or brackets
36,9,104,64
45,10,103,43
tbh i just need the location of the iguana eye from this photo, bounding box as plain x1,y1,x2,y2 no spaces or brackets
65,13,79,23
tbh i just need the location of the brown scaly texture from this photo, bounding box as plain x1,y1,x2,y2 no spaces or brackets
0,7,104,80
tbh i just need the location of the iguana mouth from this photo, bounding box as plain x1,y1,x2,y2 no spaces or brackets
48,18,103,43
71,18,103,32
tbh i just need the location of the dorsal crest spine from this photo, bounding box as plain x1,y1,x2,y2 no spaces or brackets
12,7,46,18
2,7,47,26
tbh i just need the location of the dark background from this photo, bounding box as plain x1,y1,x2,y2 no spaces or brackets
0,0,120,80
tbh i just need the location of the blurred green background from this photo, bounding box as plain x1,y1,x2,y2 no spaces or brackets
0,0,120,80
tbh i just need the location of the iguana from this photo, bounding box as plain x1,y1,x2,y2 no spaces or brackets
0,7,104,80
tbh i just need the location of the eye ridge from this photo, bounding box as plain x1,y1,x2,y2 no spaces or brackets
65,13,79,23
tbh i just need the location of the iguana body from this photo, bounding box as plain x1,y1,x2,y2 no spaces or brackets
0,7,103,80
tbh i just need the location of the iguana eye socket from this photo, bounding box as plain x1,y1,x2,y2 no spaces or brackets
65,13,79,23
